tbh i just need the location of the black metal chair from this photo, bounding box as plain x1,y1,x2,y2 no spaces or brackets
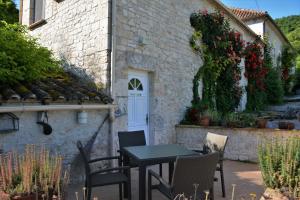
194,132,228,197
148,153,219,200
118,130,163,175
77,141,131,200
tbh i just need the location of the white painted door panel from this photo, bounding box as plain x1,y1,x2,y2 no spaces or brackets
127,71,149,143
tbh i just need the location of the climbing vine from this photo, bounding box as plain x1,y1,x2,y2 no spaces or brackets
189,10,244,114
244,40,268,111
281,45,296,94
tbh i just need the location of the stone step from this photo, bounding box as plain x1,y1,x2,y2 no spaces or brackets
267,102,300,112
284,95,300,103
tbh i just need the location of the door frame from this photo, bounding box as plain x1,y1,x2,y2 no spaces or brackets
127,70,150,144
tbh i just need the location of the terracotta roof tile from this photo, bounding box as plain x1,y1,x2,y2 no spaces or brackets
0,73,113,105
230,8,267,21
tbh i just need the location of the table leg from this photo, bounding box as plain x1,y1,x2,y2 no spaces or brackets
169,161,174,183
123,156,130,198
139,165,146,200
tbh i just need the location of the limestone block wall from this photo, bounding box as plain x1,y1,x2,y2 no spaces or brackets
176,125,300,162
21,0,111,87
112,0,258,150
265,20,287,66
0,110,110,182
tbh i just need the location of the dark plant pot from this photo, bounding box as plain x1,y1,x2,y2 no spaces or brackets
257,119,268,128
278,122,295,130
199,116,210,126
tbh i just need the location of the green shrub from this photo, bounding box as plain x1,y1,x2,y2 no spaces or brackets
258,137,300,198
281,45,297,94
0,21,62,84
264,39,284,104
265,67,284,104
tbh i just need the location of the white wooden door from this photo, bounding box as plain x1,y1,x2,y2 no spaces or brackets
127,71,149,144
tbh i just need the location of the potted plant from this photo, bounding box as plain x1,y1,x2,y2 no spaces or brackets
0,145,69,200
278,121,295,130
256,118,268,128
199,110,212,126
208,110,221,126
225,113,241,128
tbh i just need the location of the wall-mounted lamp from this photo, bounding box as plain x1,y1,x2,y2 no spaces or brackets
0,113,19,133
37,111,52,135
138,36,147,47
77,111,88,124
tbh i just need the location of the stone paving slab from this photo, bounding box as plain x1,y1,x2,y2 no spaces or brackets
67,160,264,200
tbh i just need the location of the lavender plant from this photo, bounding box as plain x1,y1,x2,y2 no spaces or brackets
0,145,69,199
258,137,300,198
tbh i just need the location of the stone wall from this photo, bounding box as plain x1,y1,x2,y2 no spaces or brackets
265,20,287,66
176,125,300,162
112,0,259,150
21,0,111,86
0,109,110,182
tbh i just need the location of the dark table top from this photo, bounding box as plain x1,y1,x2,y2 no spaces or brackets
123,144,197,162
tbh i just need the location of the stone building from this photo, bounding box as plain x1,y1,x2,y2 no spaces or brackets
231,8,292,66
0,0,291,180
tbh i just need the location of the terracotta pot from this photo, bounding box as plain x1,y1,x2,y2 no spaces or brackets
199,116,210,126
257,119,268,128
278,122,295,130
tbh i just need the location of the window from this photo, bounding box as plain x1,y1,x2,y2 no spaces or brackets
128,78,143,91
30,0,45,25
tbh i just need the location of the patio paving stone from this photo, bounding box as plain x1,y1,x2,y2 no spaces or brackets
67,160,264,200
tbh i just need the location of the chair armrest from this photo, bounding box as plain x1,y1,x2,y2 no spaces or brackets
90,166,130,175
148,169,172,190
88,156,120,163
192,149,205,154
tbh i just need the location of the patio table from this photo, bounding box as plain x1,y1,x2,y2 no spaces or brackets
122,144,197,200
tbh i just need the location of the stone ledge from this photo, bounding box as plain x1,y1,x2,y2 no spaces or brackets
176,124,300,133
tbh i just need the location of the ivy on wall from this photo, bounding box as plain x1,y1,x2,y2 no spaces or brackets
189,10,244,114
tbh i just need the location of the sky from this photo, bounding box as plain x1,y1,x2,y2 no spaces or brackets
13,0,19,8
221,0,300,19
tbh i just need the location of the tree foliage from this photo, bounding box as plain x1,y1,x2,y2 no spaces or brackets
0,0,18,24
0,22,62,84
275,15,300,90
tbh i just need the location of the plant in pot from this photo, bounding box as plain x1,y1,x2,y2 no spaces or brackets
278,121,295,130
199,109,213,126
207,110,221,126
0,145,69,200
181,107,201,125
225,112,241,128
256,117,268,128
238,112,257,128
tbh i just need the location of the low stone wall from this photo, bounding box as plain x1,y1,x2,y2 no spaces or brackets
176,125,300,162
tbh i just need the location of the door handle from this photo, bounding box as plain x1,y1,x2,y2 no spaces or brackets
146,114,149,125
